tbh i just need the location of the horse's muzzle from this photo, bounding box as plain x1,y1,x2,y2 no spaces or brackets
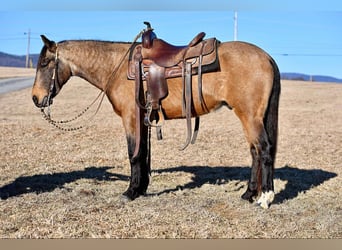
32,95,52,108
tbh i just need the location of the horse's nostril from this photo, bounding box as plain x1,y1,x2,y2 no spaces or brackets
32,95,39,107
32,95,49,108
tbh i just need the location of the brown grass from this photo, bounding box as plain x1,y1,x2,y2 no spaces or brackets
0,71,341,238
0,66,36,79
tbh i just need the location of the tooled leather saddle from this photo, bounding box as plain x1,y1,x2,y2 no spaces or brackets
128,22,220,155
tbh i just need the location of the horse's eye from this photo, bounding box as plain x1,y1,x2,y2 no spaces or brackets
40,58,50,67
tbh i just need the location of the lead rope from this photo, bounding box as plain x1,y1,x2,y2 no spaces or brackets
41,30,145,131
41,90,104,131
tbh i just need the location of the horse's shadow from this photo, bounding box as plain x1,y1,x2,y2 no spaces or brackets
0,165,337,204
152,165,337,204
0,166,129,200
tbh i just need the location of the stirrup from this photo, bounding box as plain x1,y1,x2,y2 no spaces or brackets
144,105,165,128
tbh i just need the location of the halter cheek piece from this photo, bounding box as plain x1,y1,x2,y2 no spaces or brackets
45,45,59,117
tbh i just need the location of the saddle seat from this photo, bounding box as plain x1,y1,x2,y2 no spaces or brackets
128,36,219,81
142,32,206,68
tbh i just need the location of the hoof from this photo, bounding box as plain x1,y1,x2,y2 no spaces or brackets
119,194,133,204
122,188,144,201
256,191,275,209
241,189,257,203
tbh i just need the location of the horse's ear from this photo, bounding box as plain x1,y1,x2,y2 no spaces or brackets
40,35,57,52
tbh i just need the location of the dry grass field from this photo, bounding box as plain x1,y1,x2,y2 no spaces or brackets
0,67,341,238
0,66,36,79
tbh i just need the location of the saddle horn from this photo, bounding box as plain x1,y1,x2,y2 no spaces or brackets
144,21,152,30
142,21,156,49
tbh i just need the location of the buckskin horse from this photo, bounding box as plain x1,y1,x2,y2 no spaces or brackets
31,24,280,209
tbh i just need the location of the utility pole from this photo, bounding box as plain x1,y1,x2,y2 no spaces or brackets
25,29,31,68
234,11,238,41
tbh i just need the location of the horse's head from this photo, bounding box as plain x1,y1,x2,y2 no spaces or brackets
32,35,71,108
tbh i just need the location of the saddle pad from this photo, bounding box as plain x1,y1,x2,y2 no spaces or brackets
127,38,220,80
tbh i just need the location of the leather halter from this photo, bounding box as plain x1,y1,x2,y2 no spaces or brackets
45,45,60,117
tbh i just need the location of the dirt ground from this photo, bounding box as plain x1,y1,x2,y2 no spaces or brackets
0,68,341,238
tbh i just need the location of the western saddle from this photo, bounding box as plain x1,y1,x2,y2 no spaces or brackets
128,22,220,156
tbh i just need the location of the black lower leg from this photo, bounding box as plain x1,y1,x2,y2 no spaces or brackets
123,132,150,200
260,133,274,193
241,144,260,202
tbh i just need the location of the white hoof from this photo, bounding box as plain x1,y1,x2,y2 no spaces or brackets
257,191,275,209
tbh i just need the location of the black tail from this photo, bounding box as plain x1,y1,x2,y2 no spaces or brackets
264,58,281,161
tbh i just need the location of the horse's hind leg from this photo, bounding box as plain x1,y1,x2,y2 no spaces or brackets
254,127,275,209
241,141,260,202
239,117,275,208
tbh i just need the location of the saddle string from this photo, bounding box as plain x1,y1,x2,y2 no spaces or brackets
197,41,209,113
41,30,145,131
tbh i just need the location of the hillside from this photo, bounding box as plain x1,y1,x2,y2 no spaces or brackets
0,52,39,68
281,72,342,83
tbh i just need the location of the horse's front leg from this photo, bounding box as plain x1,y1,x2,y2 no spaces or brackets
122,125,150,200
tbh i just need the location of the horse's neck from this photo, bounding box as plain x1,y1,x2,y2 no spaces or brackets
59,41,129,90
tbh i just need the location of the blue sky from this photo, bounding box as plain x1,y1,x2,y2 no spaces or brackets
1,1,342,78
